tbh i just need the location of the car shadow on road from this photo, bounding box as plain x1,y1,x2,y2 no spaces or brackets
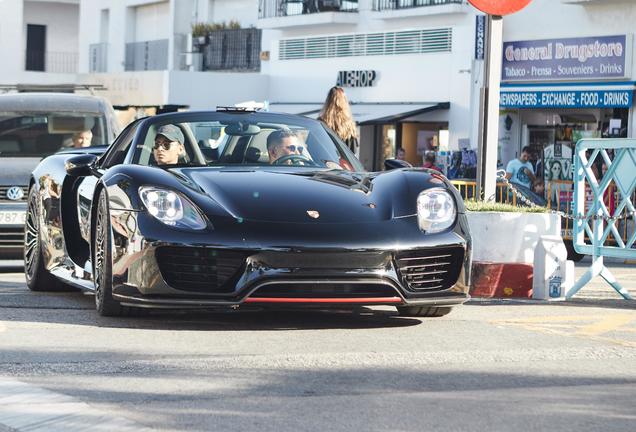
0,284,427,331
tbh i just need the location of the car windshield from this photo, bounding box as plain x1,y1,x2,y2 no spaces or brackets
134,112,364,171
0,111,107,157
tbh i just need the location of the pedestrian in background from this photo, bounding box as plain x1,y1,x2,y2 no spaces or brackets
318,86,359,155
422,151,442,172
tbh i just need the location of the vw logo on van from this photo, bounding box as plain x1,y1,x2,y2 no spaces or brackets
6,186,24,201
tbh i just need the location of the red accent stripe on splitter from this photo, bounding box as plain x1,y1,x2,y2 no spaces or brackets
243,297,403,304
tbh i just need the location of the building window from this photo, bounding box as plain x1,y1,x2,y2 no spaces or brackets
25,24,46,71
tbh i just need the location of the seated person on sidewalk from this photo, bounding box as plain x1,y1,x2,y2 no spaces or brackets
506,146,536,189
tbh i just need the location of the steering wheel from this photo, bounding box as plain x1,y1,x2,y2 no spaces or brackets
272,154,317,166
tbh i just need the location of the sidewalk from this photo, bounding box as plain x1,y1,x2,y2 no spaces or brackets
470,256,636,309
567,256,636,304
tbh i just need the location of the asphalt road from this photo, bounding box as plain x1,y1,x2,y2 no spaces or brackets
0,262,635,432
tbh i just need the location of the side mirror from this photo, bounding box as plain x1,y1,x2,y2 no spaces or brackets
384,158,412,171
65,154,98,177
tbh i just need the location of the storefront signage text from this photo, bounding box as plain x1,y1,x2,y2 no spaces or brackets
337,70,377,88
500,90,633,108
502,35,628,81
475,15,485,60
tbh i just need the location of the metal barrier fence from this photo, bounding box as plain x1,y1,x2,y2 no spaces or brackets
373,0,463,10
546,179,635,246
567,139,636,299
453,177,635,250
451,179,518,205
124,39,168,71
25,51,78,73
89,43,108,73
259,0,358,18
202,28,261,71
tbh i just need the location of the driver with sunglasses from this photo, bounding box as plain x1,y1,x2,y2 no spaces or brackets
153,125,185,165
266,129,306,165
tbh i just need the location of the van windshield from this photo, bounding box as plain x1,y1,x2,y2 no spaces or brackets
0,112,107,157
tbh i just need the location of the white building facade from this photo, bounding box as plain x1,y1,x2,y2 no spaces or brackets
0,0,80,87
77,0,268,111
6,0,636,173
259,0,479,170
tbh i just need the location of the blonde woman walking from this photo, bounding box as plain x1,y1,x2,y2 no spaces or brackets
318,86,359,154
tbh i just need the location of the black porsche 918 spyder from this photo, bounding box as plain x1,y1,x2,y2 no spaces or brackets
25,110,472,317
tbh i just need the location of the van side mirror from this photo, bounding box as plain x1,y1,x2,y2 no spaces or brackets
384,158,412,171
65,154,98,177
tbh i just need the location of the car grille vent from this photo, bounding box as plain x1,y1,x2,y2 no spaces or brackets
0,186,28,202
250,283,399,299
395,247,464,293
0,227,24,249
155,247,248,293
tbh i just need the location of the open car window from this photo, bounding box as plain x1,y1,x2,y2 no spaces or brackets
132,113,363,171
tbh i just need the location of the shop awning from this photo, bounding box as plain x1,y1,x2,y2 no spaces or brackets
500,81,636,109
268,102,450,125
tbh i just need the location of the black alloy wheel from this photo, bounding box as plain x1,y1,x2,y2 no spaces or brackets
93,189,124,316
24,187,68,292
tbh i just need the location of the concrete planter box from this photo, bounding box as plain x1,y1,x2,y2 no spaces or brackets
467,212,561,264
466,212,561,298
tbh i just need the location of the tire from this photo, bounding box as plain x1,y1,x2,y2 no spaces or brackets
93,189,124,317
24,187,72,292
564,240,585,262
396,306,453,317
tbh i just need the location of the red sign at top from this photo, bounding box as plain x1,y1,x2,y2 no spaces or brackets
468,0,532,16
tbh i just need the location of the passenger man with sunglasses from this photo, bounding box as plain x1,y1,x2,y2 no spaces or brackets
266,129,305,164
153,125,185,165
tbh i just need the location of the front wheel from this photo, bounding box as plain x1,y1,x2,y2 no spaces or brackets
93,189,124,316
396,306,453,317
24,187,70,292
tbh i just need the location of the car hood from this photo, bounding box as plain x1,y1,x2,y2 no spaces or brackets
177,168,412,223
0,158,41,186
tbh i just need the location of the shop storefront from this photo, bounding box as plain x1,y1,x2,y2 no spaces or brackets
269,68,452,171
498,34,634,201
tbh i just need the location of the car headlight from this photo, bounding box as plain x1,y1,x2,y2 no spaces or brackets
139,186,207,230
417,188,456,234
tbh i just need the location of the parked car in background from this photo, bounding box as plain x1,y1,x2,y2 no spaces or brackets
25,110,471,317
0,92,120,259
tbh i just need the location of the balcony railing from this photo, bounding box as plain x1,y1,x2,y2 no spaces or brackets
259,0,358,18
124,39,168,71
373,0,463,10
195,28,262,72
89,43,108,73
25,51,78,73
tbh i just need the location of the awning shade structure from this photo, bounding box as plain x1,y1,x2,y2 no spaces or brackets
268,102,450,125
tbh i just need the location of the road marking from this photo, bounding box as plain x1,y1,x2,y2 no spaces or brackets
577,314,635,336
0,378,153,432
0,324,6,333
490,313,636,347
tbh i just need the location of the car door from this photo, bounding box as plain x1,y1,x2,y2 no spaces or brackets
76,120,140,243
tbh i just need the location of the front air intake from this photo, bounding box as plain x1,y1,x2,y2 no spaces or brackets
395,247,464,293
155,247,247,293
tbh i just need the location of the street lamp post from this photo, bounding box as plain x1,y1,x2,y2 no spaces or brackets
468,0,533,201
